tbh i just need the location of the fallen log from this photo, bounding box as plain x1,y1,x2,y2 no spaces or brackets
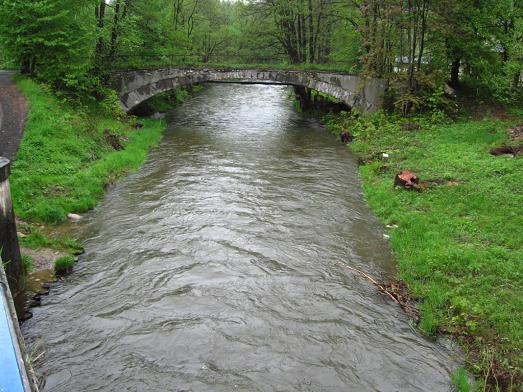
336,261,420,322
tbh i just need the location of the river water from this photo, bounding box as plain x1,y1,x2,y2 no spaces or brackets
23,84,458,391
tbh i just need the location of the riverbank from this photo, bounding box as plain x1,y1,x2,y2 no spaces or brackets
325,110,522,390
10,78,165,272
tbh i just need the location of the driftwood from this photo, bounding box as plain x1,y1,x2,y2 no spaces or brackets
336,261,420,322
394,170,421,191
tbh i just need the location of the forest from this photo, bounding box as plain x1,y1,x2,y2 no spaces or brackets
0,0,522,107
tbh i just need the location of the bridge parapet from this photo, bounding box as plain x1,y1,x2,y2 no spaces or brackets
114,68,386,113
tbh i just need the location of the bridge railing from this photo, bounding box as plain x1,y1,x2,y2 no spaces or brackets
0,157,38,391
0,257,34,392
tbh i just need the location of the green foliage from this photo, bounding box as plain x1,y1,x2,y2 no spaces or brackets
54,255,75,276
20,230,83,254
326,110,523,387
10,78,164,224
451,367,474,392
0,0,521,108
21,255,33,276
0,0,97,90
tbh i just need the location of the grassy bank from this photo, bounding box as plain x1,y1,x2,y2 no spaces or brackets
10,78,164,246
326,111,522,390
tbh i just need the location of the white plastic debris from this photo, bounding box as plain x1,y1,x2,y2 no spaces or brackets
67,213,82,221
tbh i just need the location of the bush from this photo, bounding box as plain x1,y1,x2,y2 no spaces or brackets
54,255,75,276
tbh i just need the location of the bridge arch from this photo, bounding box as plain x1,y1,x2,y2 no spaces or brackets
113,68,386,113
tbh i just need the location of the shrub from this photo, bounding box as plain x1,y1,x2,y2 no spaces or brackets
54,255,75,276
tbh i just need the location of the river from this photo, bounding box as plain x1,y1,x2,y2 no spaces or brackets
22,84,458,391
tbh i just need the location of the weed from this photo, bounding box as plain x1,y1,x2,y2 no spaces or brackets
451,367,474,392
20,254,32,275
53,255,75,276
19,230,83,254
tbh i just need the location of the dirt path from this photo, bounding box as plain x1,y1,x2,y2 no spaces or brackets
0,71,27,161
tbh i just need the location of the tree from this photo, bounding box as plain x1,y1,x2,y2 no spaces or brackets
0,0,96,89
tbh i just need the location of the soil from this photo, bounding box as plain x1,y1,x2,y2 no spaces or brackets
507,124,523,141
20,247,67,271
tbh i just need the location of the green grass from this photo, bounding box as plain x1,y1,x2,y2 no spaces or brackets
21,254,32,275
19,230,84,253
326,111,522,389
53,255,75,275
452,366,474,392
10,78,164,225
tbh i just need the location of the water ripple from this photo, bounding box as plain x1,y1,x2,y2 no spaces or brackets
23,84,459,392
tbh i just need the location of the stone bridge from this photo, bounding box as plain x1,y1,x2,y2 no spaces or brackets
113,68,386,113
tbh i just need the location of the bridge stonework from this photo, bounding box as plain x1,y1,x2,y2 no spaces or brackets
114,68,386,113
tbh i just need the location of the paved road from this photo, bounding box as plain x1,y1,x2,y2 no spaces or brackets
0,71,27,161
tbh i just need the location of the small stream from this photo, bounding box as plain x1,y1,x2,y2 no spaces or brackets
23,84,458,391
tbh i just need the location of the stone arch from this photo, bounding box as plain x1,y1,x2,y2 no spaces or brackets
113,68,385,113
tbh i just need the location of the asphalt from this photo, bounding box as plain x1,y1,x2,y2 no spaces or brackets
0,71,27,161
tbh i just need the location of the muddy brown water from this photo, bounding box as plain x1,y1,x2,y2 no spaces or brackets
22,85,459,391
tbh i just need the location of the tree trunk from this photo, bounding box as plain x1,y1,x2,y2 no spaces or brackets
95,1,106,62
20,56,31,74
109,0,121,59
307,0,314,63
417,1,428,72
449,57,460,88
407,0,418,91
